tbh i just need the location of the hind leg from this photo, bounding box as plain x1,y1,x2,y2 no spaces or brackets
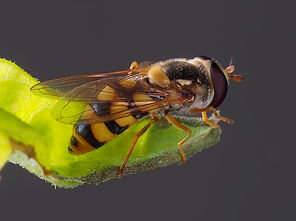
116,116,158,178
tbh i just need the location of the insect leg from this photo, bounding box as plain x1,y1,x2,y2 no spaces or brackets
191,107,233,127
165,114,192,164
190,107,220,128
201,111,220,129
116,116,158,178
211,108,234,124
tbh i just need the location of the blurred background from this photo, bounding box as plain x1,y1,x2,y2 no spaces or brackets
0,1,295,220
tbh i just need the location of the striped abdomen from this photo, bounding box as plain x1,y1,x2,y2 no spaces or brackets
68,78,153,155
68,114,145,155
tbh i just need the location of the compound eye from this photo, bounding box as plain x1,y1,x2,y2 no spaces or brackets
210,62,228,108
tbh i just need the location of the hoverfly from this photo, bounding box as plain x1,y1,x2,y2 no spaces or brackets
31,56,243,177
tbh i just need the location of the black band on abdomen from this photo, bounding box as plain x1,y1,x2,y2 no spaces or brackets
104,120,128,134
75,124,105,149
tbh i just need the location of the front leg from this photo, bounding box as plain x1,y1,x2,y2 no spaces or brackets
190,106,233,128
211,108,234,124
201,111,220,129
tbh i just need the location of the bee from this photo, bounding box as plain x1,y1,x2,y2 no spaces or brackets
31,56,243,177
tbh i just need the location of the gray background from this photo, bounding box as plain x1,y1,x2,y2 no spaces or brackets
0,1,295,220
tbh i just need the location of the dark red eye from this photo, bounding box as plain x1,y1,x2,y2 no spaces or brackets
210,62,228,108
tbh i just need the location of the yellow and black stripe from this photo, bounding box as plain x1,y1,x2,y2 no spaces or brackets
68,79,153,155
68,112,148,155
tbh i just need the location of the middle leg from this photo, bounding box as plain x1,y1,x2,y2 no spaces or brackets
165,114,192,164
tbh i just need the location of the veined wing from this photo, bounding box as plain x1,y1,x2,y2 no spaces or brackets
30,68,146,97
51,73,188,124
31,67,190,125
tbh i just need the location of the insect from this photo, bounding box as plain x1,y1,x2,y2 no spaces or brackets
31,56,243,177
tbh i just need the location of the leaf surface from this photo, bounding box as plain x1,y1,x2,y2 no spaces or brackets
0,59,221,188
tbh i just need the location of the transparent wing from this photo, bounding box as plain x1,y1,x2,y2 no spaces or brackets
51,74,185,124
30,69,141,97
31,67,189,125
54,94,181,125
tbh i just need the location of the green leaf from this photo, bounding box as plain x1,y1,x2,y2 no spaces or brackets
0,58,221,188
0,131,11,169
